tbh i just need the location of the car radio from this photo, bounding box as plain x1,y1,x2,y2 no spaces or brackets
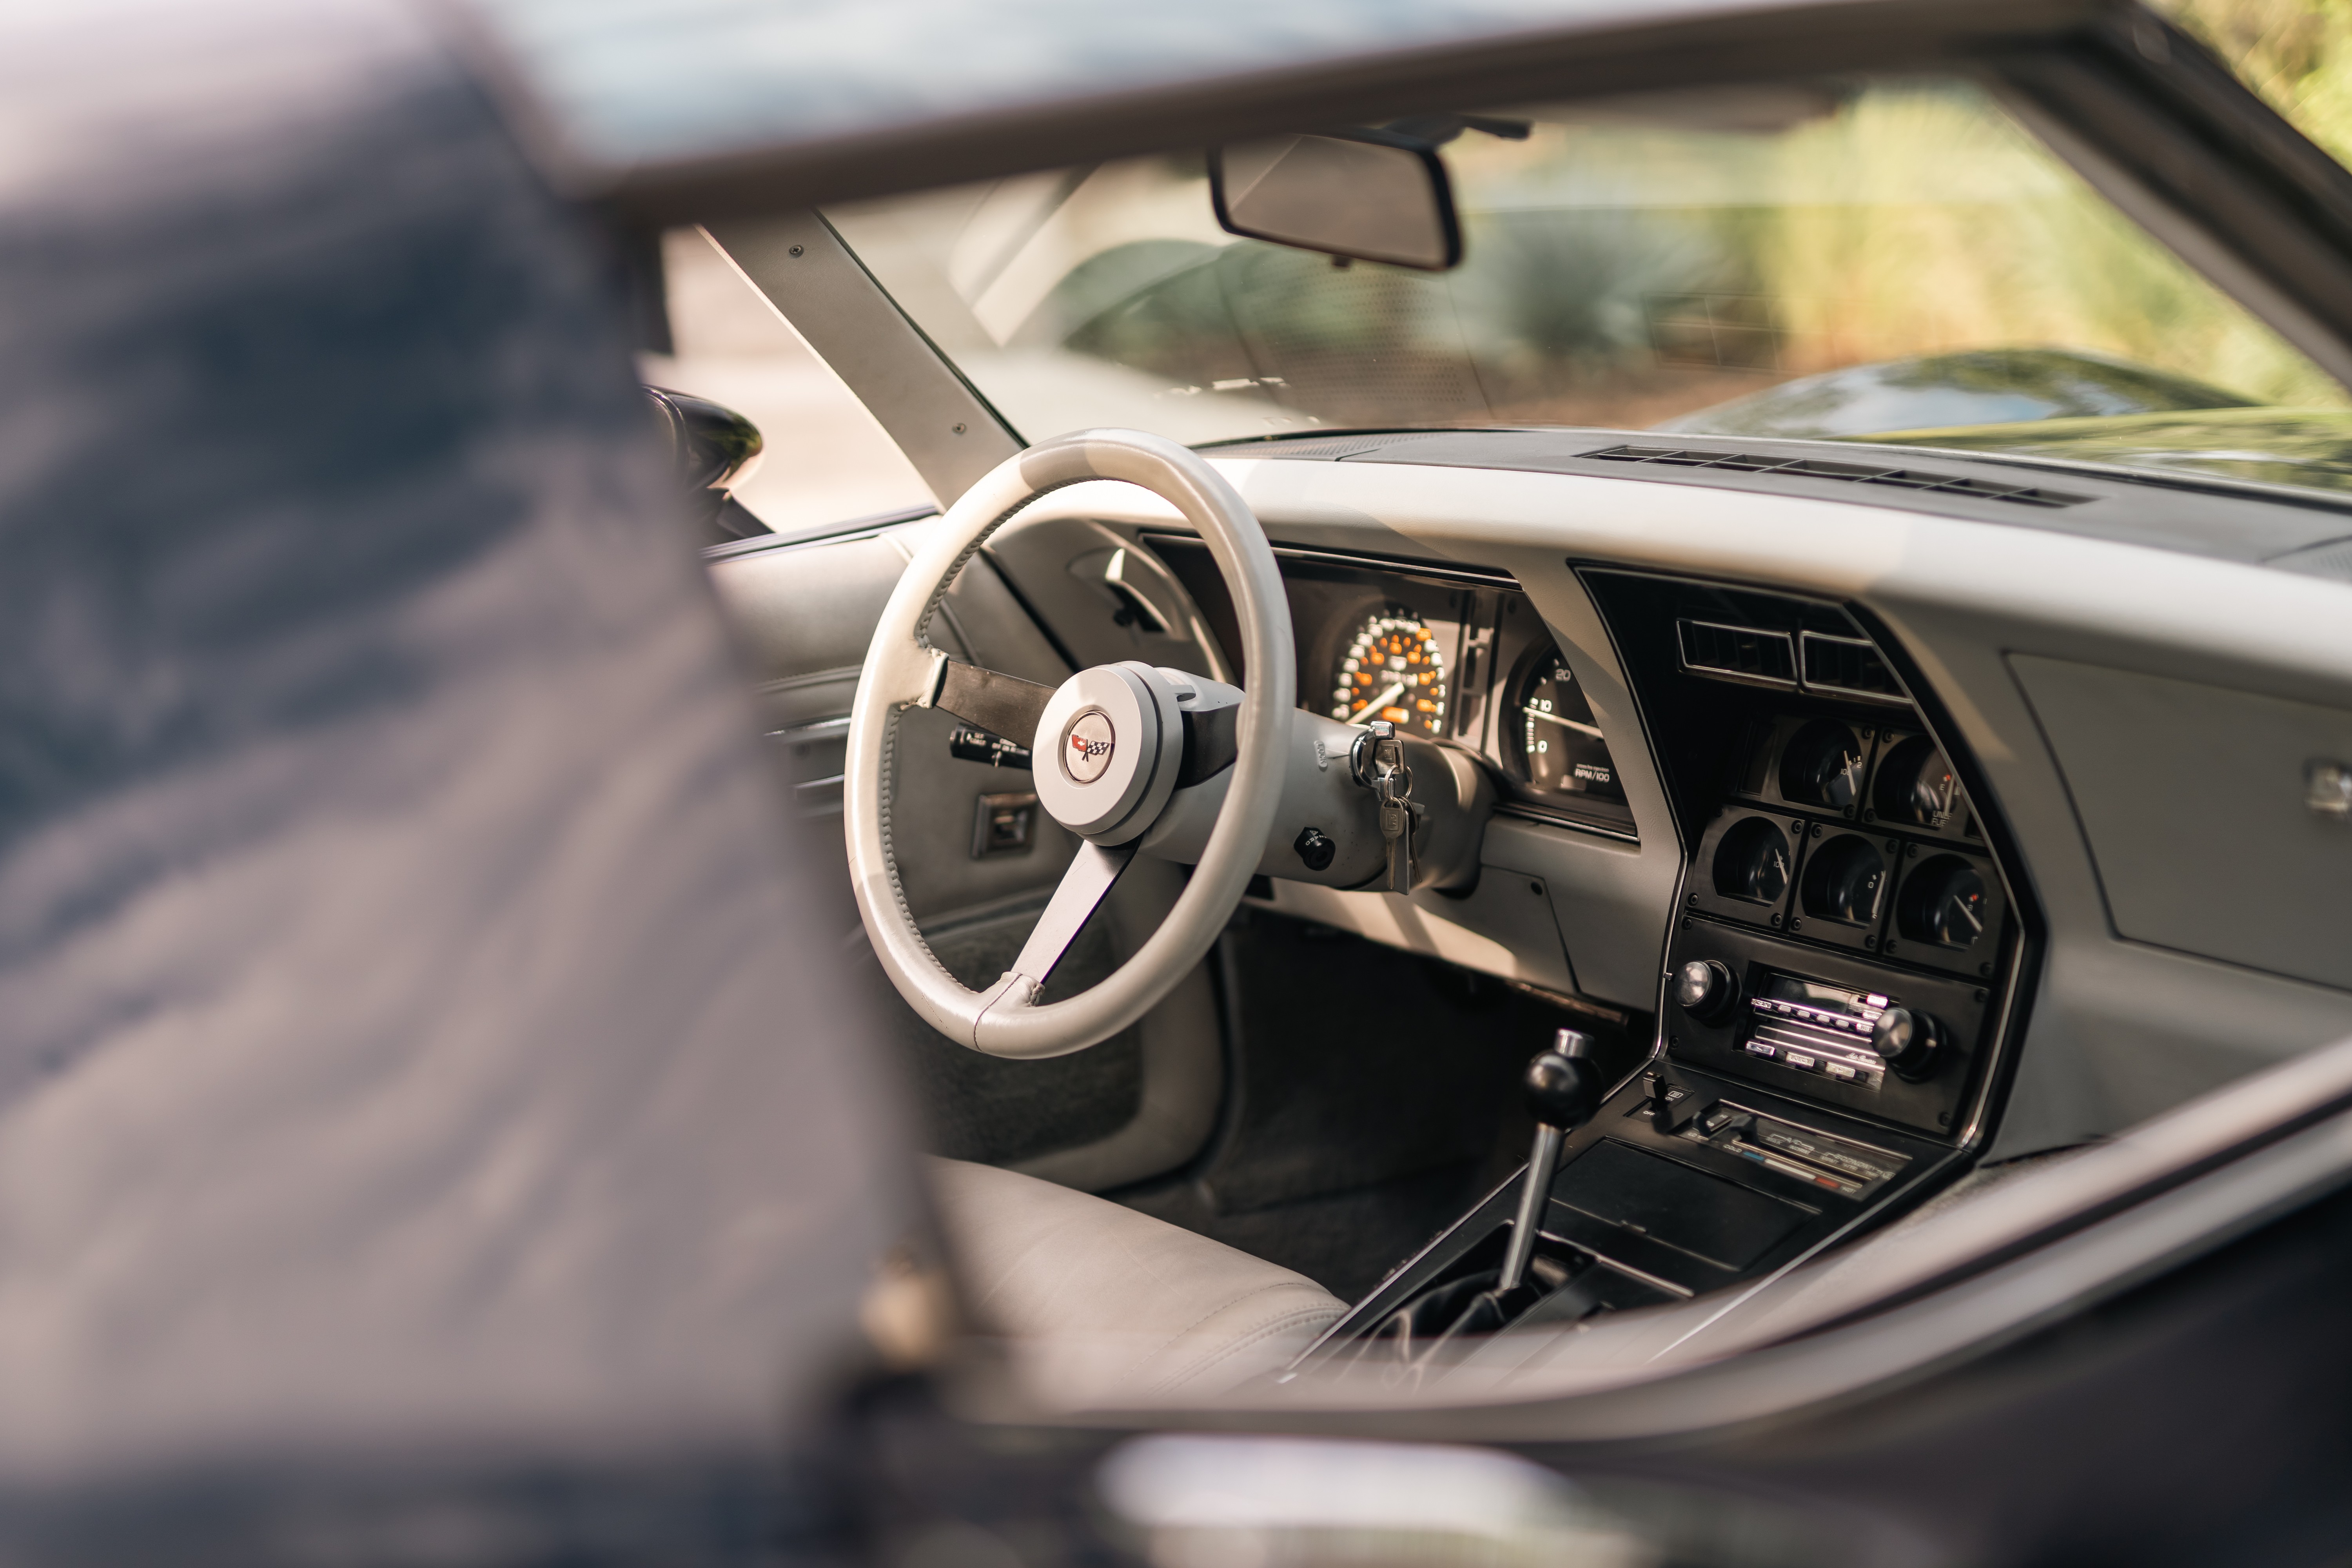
1741,971,1892,1089
1662,918,1991,1136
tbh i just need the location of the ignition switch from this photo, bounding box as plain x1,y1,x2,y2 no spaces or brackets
1293,826,1336,871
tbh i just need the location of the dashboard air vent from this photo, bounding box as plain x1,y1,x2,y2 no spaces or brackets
1679,619,1796,686
1800,631,1906,703
1586,445,2092,509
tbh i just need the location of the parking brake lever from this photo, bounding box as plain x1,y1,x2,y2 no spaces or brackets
1497,1029,1604,1296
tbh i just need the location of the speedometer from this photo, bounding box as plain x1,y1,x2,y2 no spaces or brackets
1330,610,1448,736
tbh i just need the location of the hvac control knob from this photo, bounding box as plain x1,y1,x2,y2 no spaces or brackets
1870,1007,1944,1080
1673,958,1738,1020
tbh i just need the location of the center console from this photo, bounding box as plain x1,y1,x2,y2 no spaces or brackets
1297,570,2030,1370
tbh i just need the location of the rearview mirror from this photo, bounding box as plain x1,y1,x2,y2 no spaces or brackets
1210,131,1460,271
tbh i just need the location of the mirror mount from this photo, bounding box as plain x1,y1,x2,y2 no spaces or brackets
1382,112,1530,147
1209,128,1462,272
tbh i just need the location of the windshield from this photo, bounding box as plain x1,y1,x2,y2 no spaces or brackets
826,77,2352,488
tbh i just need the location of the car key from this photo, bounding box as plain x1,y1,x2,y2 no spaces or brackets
1366,720,1416,893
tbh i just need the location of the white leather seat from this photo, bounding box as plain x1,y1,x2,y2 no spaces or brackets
928,1157,1346,1404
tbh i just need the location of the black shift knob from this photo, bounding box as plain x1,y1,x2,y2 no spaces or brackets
1523,1029,1602,1131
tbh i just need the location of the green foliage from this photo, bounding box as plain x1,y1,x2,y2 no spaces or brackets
2166,0,2352,167
1735,84,2345,406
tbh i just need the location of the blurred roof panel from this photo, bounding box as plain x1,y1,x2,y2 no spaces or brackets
466,0,1672,166
452,0,2085,217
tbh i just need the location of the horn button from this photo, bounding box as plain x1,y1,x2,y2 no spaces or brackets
1060,708,1118,783
1032,663,1186,843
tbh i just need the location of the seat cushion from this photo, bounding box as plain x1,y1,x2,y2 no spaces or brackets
927,1157,1346,1403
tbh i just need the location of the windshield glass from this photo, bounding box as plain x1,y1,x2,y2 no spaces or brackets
826,77,2352,490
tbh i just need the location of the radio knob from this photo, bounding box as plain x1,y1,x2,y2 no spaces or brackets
1869,1007,1944,1079
1673,958,1738,1020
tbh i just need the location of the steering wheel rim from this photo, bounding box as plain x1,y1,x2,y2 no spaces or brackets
844,430,1294,1058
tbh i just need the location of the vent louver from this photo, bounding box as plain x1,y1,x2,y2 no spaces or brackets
1678,620,1796,685
1587,445,2092,510
1800,632,1906,703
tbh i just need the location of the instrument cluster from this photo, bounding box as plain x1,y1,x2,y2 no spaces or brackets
1309,572,1634,835
1147,535,1636,836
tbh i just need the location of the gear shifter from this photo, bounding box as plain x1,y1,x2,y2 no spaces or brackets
1353,1028,1608,1369
1497,1028,1604,1295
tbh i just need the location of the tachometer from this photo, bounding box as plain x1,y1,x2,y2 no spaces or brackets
1513,652,1625,803
1330,610,1448,736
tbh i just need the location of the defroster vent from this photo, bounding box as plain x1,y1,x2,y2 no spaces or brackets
1587,445,2092,509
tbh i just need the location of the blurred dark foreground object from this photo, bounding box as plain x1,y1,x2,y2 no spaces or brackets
0,0,907,1559
646,385,772,544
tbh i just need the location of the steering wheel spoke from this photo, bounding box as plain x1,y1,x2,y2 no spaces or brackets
1000,840,1138,999
924,657,1056,752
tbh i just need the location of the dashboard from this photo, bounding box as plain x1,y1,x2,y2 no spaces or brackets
712,421,2352,1351
1146,531,2020,1156
1144,528,2018,1125
1143,533,2026,1311
708,418,2352,1378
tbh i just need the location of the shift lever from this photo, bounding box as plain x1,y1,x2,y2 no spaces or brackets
1497,1029,1604,1295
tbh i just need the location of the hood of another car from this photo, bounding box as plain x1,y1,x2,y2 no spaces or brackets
1855,406,2352,497
1657,348,2256,439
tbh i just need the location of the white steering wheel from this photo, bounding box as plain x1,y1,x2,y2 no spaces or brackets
844,430,1295,1058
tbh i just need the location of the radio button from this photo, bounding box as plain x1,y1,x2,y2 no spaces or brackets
1785,1052,1819,1072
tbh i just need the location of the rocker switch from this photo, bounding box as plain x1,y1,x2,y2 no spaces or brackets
1643,1071,1697,1133
971,791,1039,858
